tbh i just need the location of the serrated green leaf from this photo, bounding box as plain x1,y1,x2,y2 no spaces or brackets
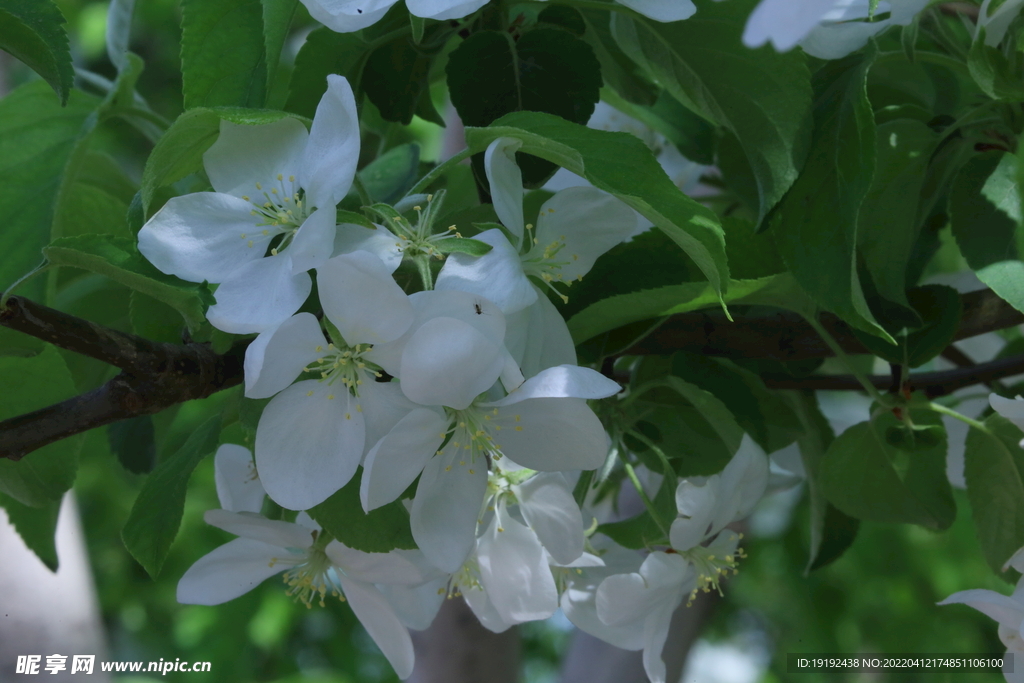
465,111,728,300
358,143,421,203
364,35,435,125
43,234,213,331
180,0,269,109
286,27,371,119
964,414,1024,576
107,415,157,474
578,9,657,107
122,416,221,577
0,0,73,105
310,469,416,553
968,27,1024,101
819,406,955,530
596,476,674,549
0,492,60,571
140,106,302,214
0,345,80,507
610,0,812,223
771,52,892,342
262,0,298,83
852,284,962,368
950,152,1024,314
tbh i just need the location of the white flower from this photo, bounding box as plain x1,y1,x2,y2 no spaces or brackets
300,0,489,33
213,443,265,513
177,510,425,678
615,0,696,22
743,0,929,59
978,0,1024,47
138,75,359,334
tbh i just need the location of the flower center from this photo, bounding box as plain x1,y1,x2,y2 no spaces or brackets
678,532,745,607
440,556,483,599
521,221,579,304
304,342,381,399
277,532,341,609
239,174,313,256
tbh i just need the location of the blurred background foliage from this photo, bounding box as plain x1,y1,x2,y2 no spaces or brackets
3,1,1012,681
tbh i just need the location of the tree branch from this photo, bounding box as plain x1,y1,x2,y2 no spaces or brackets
0,296,246,460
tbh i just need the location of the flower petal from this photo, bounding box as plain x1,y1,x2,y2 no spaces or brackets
435,229,537,314
615,0,695,21
939,589,1024,630
461,581,515,633
244,312,328,399
477,510,559,624
534,186,638,281
483,364,621,406
515,472,584,565
359,379,420,452
288,207,337,274
137,193,270,283
214,444,265,513
326,542,429,585
361,408,449,511
318,250,414,345
484,137,525,244
204,118,307,201
207,255,311,334
204,509,315,549
407,0,489,20
411,451,488,572
490,398,609,471
642,602,678,683
504,292,577,379
336,573,416,679
742,0,837,51
711,435,769,534
176,537,290,605
300,74,360,209
334,223,404,273
561,586,645,650
400,317,504,410
255,380,365,510
300,0,397,33
378,578,448,630
596,551,689,627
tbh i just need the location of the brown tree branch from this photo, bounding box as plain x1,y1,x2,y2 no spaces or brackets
0,296,246,460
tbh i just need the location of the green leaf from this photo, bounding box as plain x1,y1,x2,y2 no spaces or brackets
852,284,963,368
818,405,955,530
286,28,371,119
597,476,675,549
0,81,99,300
107,416,157,474
447,26,602,183
857,118,936,323
358,143,421,204
950,152,1024,314
309,469,417,553
0,0,73,105
968,28,1024,101
364,35,435,125
465,111,728,299
122,416,221,577
43,234,213,331
0,492,60,571
106,0,135,72
262,0,298,82
578,9,657,107
964,414,1024,576
671,353,802,454
610,0,812,223
0,345,80,507
771,52,892,342
180,0,269,109
140,106,301,215
567,275,777,345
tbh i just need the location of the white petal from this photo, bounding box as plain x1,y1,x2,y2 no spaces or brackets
336,574,416,679
214,444,265,513
300,74,360,209
435,229,537,314
334,223,404,273
1006,546,1024,573
244,312,327,399
461,581,515,633
400,317,504,410
484,137,525,245
204,117,307,200
671,480,717,551
317,251,414,345
981,0,1024,45
378,578,448,630
300,0,397,33
207,255,311,334
411,452,488,572
407,0,489,20
359,379,421,452
176,537,290,605
288,207,337,273
615,0,695,21
490,398,609,471
361,409,449,511
642,602,677,683
596,551,689,626
992,395,1024,423
477,511,559,624
561,586,645,650
504,291,577,380
204,509,315,549
326,542,428,585
533,187,638,281
742,0,838,51
712,435,769,534
798,19,890,60
255,380,365,510
483,364,621,406
137,193,271,283
515,472,584,565
938,589,1024,630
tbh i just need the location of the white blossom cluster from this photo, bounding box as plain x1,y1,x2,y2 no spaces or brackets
136,76,771,683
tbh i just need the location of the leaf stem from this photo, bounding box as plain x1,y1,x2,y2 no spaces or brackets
1,261,51,309
352,174,373,207
928,401,990,433
404,148,474,198
622,461,670,538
